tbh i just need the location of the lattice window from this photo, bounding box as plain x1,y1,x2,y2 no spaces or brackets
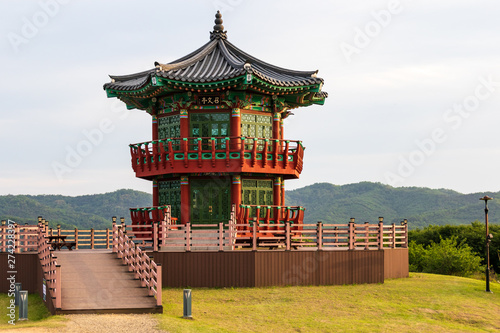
241,113,272,150
158,180,181,219
242,178,273,217
158,115,180,139
190,113,230,149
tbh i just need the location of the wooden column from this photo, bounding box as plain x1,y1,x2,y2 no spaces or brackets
180,176,190,225
152,179,159,206
273,177,281,206
230,108,241,149
231,175,242,216
180,109,189,137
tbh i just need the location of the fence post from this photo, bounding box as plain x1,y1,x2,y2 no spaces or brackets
161,210,167,247
349,218,355,250
153,222,158,252
185,222,191,252
364,221,369,250
105,227,110,249
14,224,20,253
252,219,257,251
402,219,408,248
218,222,224,252
120,217,125,230
317,221,323,250
75,228,79,250
391,223,396,248
156,263,162,306
57,224,61,237
286,222,291,251
90,228,95,249
378,217,384,250
55,265,61,309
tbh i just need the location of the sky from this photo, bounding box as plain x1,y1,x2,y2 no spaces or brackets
1,0,499,196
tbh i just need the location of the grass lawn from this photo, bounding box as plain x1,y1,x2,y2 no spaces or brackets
157,273,500,333
0,293,66,330
0,273,498,332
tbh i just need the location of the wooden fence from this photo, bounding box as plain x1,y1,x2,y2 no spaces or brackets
37,222,61,309
1,214,408,253
113,224,162,306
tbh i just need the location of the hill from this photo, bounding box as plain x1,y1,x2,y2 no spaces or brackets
285,182,500,229
0,189,152,229
1,182,498,229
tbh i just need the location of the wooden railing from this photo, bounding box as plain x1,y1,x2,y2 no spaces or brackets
47,225,112,250
129,136,304,178
113,224,162,306
0,220,38,253
37,222,61,309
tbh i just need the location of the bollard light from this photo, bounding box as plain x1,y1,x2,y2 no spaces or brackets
18,291,28,321
14,283,22,306
183,289,193,319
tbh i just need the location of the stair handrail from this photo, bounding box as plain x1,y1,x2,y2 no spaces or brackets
113,224,162,307
37,222,61,309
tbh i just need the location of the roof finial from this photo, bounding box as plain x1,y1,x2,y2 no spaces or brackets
214,11,224,32
210,11,227,40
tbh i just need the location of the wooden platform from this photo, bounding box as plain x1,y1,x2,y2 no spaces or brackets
54,250,162,314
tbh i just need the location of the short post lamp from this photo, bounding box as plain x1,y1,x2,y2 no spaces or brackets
479,195,494,293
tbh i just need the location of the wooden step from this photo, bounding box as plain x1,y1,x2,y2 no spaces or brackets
54,250,162,314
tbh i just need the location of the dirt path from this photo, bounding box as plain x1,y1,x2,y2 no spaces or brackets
3,314,167,333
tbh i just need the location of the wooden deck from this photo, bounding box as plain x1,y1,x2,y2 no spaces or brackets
54,250,162,314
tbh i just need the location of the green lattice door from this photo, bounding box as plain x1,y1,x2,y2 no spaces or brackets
158,180,181,219
190,179,231,224
190,113,230,149
242,179,273,217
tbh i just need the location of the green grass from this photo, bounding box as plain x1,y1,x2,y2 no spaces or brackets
156,273,500,333
1,274,499,332
0,293,66,330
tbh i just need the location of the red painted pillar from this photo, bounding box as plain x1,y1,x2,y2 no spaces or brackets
180,109,189,137
152,115,158,140
230,108,241,149
280,118,284,140
273,177,281,206
272,112,280,140
281,179,285,206
153,179,159,207
180,176,190,225
231,175,242,215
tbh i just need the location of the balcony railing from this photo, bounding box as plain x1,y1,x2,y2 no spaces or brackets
129,136,304,179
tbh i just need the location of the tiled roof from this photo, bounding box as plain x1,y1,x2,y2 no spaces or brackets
104,13,324,93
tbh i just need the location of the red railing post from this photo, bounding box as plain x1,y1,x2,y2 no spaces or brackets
90,228,95,249
364,221,369,250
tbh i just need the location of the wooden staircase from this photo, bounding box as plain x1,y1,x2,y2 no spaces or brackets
54,250,162,314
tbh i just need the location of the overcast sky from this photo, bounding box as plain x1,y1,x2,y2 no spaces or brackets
1,0,499,196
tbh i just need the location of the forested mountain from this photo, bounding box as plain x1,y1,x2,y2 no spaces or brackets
1,183,498,230
0,189,152,229
285,182,499,229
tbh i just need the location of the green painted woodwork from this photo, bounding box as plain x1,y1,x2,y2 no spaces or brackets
241,113,272,150
158,180,181,219
190,113,230,150
158,114,180,139
242,178,273,217
191,178,231,224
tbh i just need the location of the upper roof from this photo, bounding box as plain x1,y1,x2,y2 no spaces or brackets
103,12,327,110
